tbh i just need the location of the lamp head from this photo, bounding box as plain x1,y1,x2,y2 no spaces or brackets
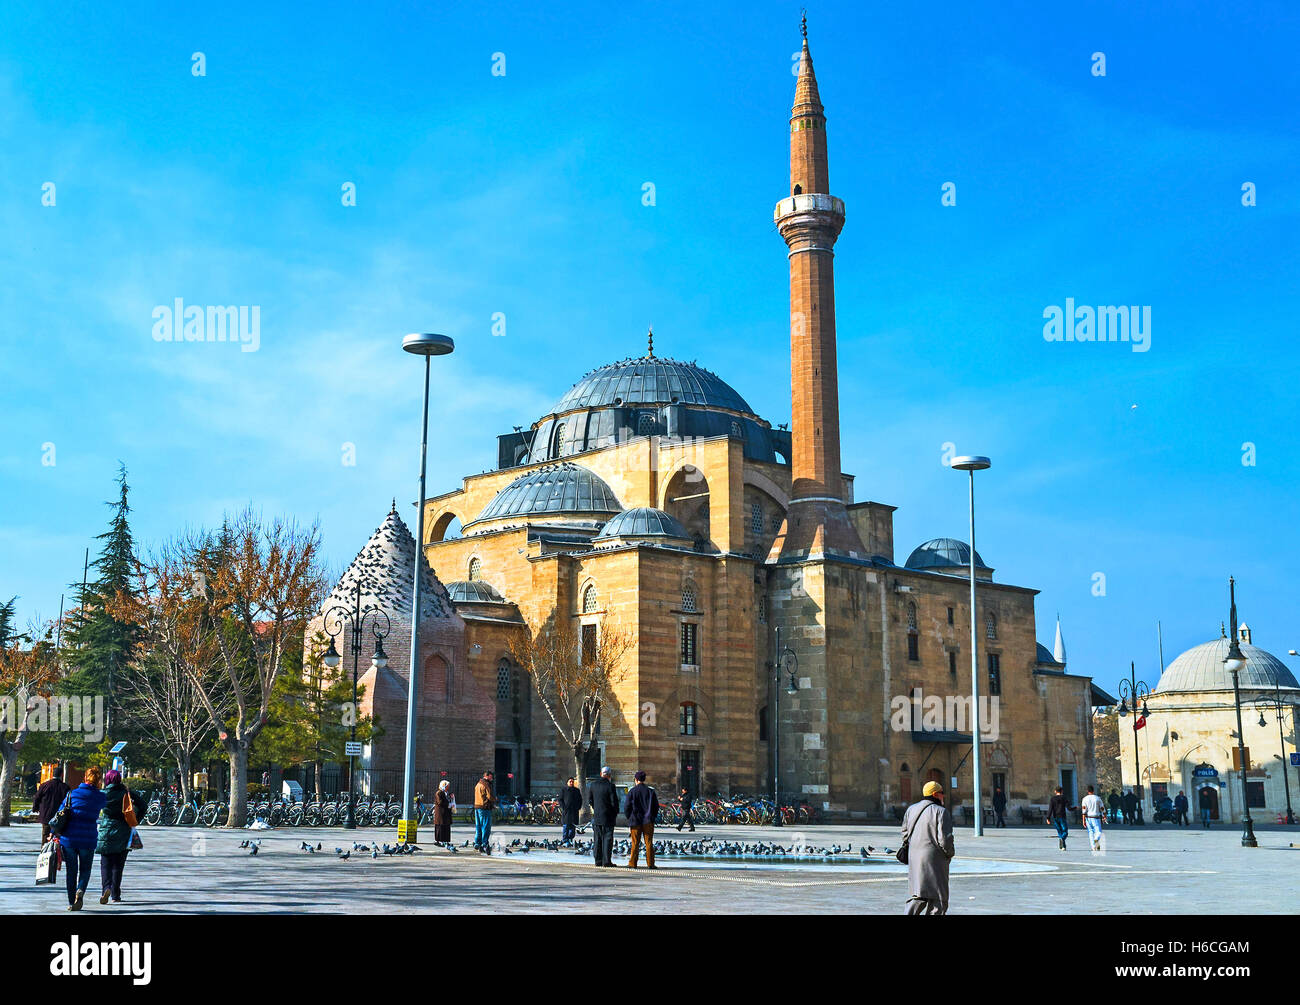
322,638,341,669
402,332,455,356
372,636,387,669
951,455,991,472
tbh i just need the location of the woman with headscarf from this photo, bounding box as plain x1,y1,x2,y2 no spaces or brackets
57,765,107,911
432,780,454,844
96,769,138,904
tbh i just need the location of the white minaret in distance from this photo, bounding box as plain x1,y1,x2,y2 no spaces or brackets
1054,614,1067,667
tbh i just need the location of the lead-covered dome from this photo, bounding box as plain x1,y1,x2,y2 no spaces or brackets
467,462,622,530
1155,637,1298,694
554,357,755,414
905,538,990,572
445,580,506,604
594,507,692,546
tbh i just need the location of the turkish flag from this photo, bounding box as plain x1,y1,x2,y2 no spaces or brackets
1134,715,1147,730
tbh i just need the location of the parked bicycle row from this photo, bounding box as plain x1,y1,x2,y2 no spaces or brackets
139,789,823,828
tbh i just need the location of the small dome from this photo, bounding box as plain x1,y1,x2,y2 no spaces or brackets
1155,637,1299,693
552,357,755,415
468,463,622,528
1036,643,1061,666
905,538,989,571
445,580,505,604
594,507,691,543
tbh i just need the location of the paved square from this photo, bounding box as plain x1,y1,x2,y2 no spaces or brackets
4,820,1297,914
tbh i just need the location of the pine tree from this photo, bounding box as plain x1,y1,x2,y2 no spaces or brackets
63,464,141,732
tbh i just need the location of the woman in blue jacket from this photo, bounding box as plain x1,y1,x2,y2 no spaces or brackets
57,765,106,911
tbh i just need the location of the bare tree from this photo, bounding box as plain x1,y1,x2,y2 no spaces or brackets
114,548,233,807
179,511,325,826
509,611,633,815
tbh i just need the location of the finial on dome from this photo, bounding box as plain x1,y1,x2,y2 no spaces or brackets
800,9,808,41
390,497,397,514
646,325,654,358
1221,621,1226,638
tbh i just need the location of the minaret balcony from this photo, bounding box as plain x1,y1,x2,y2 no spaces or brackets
774,192,845,224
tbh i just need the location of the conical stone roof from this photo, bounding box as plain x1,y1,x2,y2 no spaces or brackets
325,504,451,623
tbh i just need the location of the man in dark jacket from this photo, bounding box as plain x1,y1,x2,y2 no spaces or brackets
1047,785,1073,850
991,787,1007,828
558,777,582,844
624,770,659,869
676,787,696,832
1174,790,1190,827
1122,788,1138,825
1108,789,1122,823
32,765,70,845
586,767,619,867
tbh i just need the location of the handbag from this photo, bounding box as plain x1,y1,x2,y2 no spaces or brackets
122,792,139,829
35,840,60,885
46,794,72,837
129,828,143,851
896,802,932,864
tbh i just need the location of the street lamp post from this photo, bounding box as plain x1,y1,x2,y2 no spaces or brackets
770,629,799,826
1116,664,1151,825
1224,576,1257,847
321,578,390,829
951,455,990,837
399,332,454,842
1253,689,1295,826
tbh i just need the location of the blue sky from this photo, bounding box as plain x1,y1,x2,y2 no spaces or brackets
2,0,1297,699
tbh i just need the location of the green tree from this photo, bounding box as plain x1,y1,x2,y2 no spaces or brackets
63,465,141,730
250,631,378,801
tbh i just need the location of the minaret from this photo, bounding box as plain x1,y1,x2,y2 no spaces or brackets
771,17,865,562
1054,615,1067,666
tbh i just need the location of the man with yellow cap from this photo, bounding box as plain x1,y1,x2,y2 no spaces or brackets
900,780,956,915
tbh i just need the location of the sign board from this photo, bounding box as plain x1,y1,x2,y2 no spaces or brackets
108,741,127,754
1232,747,1251,771
1192,764,1219,778
396,819,417,843
1291,753,1300,767
344,741,363,757
282,780,303,802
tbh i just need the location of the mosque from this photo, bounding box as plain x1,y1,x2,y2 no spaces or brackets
318,23,1113,819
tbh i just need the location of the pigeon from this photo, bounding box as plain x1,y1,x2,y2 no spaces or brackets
248,841,261,856
300,841,315,853
238,839,250,849
338,850,351,860
371,848,379,859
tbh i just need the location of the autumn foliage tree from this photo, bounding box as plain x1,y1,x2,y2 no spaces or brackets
509,611,634,815
0,622,60,825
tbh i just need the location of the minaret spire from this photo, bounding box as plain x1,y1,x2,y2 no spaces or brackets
770,18,864,563
646,325,654,358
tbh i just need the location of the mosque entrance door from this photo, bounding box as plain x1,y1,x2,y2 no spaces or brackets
1198,785,1219,821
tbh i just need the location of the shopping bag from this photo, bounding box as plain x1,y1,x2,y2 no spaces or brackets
129,828,143,851
35,840,59,885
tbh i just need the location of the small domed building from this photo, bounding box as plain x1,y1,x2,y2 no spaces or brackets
1119,624,1300,824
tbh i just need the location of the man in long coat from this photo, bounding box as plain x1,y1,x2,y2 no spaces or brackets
558,777,582,844
586,766,620,867
901,780,955,915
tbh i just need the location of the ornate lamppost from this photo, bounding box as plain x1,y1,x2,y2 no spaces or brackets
322,578,390,830
1223,576,1257,847
1117,663,1152,825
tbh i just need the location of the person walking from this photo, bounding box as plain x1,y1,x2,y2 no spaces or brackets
473,771,497,853
901,780,955,915
991,787,1007,828
95,770,138,905
1081,784,1105,852
624,770,659,869
1047,785,1073,851
33,765,70,845
675,787,696,832
586,767,619,867
1107,789,1121,824
1174,789,1190,827
1122,788,1137,826
558,777,582,844
57,766,106,911
432,780,454,844
1199,787,1214,828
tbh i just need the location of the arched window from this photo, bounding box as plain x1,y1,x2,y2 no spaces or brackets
582,584,598,614
750,503,763,536
757,595,767,624
638,412,655,436
730,421,743,439
985,612,997,640
907,602,917,631
468,557,482,582
680,702,697,736
554,422,567,456
907,601,919,661
681,582,698,613
496,660,511,702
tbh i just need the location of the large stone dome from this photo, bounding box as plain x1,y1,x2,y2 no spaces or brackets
1154,637,1299,694
520,353,786,466
467,462,622,530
